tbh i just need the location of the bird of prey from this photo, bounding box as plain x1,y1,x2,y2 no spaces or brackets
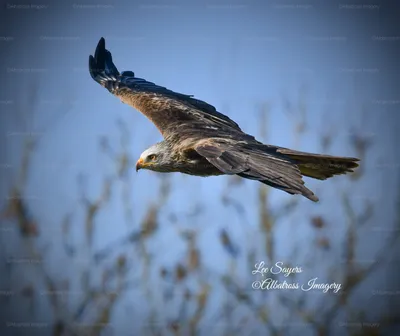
89,37,359,202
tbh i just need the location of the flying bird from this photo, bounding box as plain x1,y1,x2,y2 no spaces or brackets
89,37,359,202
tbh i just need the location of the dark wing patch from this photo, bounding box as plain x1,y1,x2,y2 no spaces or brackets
193,143,247,174
195,139,319,202
89,37,241,137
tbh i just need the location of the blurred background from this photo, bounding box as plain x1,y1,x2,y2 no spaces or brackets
0,0,400,335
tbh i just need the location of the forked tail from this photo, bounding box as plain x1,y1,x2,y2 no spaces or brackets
276,148,360,180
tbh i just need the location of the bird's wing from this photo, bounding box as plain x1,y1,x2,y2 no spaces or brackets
89,37,242,138
194,138,319,201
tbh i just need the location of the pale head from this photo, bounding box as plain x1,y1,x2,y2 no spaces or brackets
135,141,175,173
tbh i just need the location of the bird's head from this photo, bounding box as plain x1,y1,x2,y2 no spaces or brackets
136,142,174,173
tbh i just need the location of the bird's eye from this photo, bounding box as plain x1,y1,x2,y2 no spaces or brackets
148,154,156,161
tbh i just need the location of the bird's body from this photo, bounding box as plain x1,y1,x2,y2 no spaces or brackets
89,37,359,202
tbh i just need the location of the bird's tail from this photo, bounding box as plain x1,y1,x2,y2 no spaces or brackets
277,148,360,180
244,146,359,202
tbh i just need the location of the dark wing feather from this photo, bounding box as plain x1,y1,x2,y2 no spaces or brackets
89,37,241,138
194,139,319,202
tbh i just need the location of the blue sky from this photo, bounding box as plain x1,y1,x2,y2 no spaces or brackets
1,1,399,335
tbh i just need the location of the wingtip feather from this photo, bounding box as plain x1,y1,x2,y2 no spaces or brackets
97,37,105,52
88,55,96,79
302,188,319,202
89,37,120,88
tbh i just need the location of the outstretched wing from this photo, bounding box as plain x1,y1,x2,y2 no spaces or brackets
89,37,242,138
193,138,319,202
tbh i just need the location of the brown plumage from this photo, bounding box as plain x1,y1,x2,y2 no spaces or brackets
89,37,359,202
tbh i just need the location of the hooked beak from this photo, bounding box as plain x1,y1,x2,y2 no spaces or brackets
136,158,144,172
